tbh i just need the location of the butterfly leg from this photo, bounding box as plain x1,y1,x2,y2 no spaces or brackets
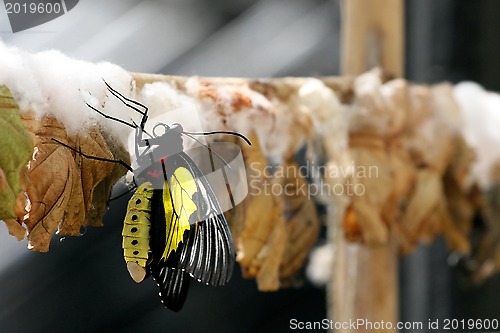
51,138,134,172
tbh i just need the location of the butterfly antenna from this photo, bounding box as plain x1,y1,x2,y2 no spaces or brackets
182,132,232,169
103,79,147,115
86,102,137,129
131,119,152,138
103,79,149,129
182,130,251,146
51,138,134,172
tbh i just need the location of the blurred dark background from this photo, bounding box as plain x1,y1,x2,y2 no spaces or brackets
1,0,500,332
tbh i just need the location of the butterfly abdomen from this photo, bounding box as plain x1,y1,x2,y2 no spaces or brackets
122,182,154,283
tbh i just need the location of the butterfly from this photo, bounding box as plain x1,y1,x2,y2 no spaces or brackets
56,81,250,311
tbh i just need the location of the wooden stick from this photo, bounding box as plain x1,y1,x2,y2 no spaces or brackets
341,0,404,77
330,1,404,332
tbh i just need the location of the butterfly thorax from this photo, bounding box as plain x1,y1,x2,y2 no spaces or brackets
134,123,184,188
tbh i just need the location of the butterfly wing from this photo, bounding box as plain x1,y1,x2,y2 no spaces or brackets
148,151,235,310
148,186,190,311
166,152,235,286
149,265,190,311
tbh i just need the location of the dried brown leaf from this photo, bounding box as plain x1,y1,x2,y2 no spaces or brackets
255,208,286,291
235,135,276,269
280,201,320,283
72,128,129,227
237,187,277,270
351,199,389,245
23,116,82,250
343,205,361,242
400,169,442,238
230,134,289,290
22,114,128,251
472,180,500,280
85,132,130,225
443,177,475,237
346,137,393,245
382,141,416,224
438,198,470,254
392,222,414,255
3,219,25,241
279,162,320,284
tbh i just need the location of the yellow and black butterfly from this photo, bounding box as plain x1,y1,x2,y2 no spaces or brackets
57,82,249,311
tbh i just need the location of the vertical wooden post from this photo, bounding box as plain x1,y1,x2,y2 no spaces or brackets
341,0,404,77
330,1,404,332
330,229,399,332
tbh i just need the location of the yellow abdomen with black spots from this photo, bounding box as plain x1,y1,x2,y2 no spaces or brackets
122,182,154,278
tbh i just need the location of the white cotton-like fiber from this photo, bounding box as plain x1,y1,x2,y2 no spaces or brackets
184,77,275,147
306,243,333,287
453,82,500,189
0,40,134,144
134,82,207,156
299,79,346,152
138,82,202,132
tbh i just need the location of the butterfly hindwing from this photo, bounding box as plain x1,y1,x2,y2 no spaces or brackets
148,188,190,310
150,265,190,312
